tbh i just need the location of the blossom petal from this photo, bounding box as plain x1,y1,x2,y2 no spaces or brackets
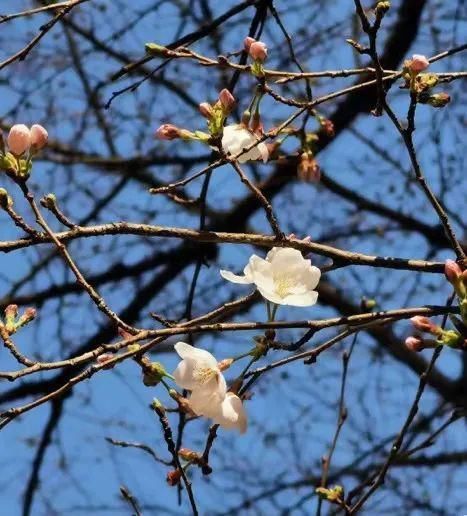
222,125,266,163
302,265,321,290
212,393,248,434
256,286,286,305
189,376,226,417
281,290,319,307
174,342,218,369
173,359,198,390
220,269,253,285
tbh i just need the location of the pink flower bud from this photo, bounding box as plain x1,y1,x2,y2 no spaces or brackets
405,336,425,352
444,259,462,285
249,41,267,62
30,124,48,151
199,102,213,118
218,89,235,111
244,37,256,51
155,124,181,140
7,124,31,156
410,316,440,335
410,54,429,73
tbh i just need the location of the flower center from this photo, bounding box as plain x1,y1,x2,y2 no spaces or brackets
274,276,294,298
193,366,218,386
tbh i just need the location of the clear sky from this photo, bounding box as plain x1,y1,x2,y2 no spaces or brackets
0,1,466,515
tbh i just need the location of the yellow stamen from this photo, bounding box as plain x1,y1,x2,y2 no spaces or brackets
193,366,218,386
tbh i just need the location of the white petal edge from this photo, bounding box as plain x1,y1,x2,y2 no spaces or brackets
174,342,218,369
220,269,253,285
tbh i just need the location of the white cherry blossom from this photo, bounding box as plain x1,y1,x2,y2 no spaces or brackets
221,124,268,163
212,393,248,433
173,342,226,400
220,247,321,306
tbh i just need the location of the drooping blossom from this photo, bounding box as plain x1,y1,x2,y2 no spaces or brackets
221,124,268,163
172,342,248,432
30,124,48,151
220,247,321,306
173,342,226,398
212,393,247,434
7,125,31,156
409,54,429,73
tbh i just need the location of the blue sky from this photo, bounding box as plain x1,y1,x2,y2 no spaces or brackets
0,1,466,514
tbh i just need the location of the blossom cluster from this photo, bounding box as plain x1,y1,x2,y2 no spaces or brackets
173,342,247,433
0,124,48,180
167,246,322,433
405,260,467,352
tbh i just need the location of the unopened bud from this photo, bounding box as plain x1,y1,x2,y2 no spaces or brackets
249,41,267,62
415,73,439,92
405,336,425,352
199,102,213,119
7,125,31,156
243,37,255,51
142,361,168,386
445,259,463,291
30,125,48,151
316,485,344,502
166,469,182,486
4,304,18,332
178,448,201,462
0,188,12,209
409,54,429,74
218,88,235,112
375,1,390,14
420,92,451,108
145,43,168,55
361,297,377,311
41,193,57,210
16,307,37,329
155,124,182,140
410,316,441,335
